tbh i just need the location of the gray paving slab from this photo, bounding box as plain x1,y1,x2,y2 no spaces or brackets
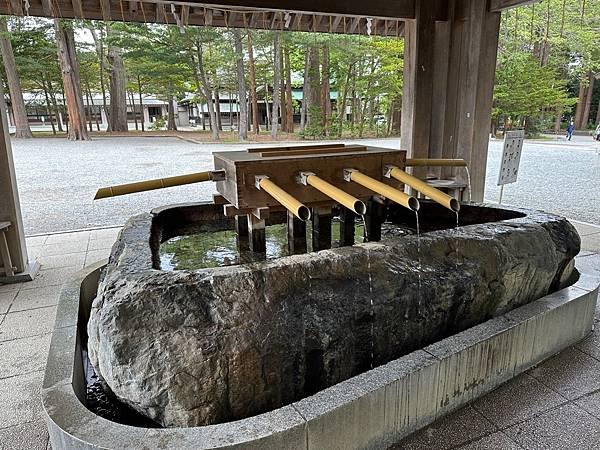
571,221,600,237
581,233,600,254
9,285,63,313
0,291,17,315
0,333,51,379
25,235,47,246
19,267,78,290
89,227,121,241
0,419,49,450
574,390,600,421
0,283,21,294
37,252,87,271
84,248,111,266
0,306,57,342
471,373,567,429
392,406,496,450
87,238,116,251
39,241,88,257
503,403,600,450
576,254,600,277
44,231,90,245
455,431,522,450
0,371,44,429
575,328,600,361
527,347,600,400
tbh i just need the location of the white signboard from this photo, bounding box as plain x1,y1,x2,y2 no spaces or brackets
497,130,524,186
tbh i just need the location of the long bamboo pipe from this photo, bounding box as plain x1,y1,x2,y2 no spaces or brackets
94,170,225,200
343,169,419,211
299,172,367,215
255,176,310,221
385,166,460,212
405,158,467,167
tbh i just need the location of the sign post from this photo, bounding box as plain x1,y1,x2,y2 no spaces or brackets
497,130,524,204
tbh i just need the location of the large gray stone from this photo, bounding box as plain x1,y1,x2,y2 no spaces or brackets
87,203,579,427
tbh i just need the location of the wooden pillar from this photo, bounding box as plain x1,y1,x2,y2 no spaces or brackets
247,214,266,255
363,199,385,243
235,215,249,252
339,208,355,247
401,0,501,202
0,80,39,283
287,211,307,255
311,207,332,251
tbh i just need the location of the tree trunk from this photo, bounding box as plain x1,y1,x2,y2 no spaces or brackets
582,72,595,129
337,63,353,138
280,47,287,133
300,49,309,132
321,44,331,136
271,32,281,139
137,75,145,132
229,90,233,131
306,46,321,131
232,29,248,141
284,44,294,133
54,20,89,141
89,26,110,131
247,31,260,134
167,95,177,131
214,91,223,131
47,80,64,132
107,42,128,132
195,42,219,140
129,91,138,131
0,18,32,138
84,82,94,132
554,106,562,133
42,80,57,135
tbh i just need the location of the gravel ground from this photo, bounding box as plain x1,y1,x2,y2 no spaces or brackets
10,134,600,235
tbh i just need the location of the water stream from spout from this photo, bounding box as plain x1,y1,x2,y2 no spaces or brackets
465,167,472,203
366,247,374,369
360,214,369,242
415,211,422,311
455,211,460,265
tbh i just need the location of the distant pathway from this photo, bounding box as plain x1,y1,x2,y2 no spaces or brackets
9,134,599,235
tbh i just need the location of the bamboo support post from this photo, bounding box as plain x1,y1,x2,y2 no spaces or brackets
343,169,419,211
385,166,460,212
255,176,310,221
94,170,225,200
299,172,366,215
405,158,467,167
287,211,307,255
312,206,332,251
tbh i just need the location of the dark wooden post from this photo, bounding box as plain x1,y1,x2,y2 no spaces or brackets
364,199,385,242
287,211,307,255
339,208,355,246
247,214,266,255
235,215,249,252
311,207,332,251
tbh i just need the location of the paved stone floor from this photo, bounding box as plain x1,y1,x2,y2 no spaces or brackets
0,221,599,449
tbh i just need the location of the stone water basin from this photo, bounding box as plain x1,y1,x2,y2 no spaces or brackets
87,201,579,428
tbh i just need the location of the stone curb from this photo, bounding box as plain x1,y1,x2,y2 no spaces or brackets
42,263,599,449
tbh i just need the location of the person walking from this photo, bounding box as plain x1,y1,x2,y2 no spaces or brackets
594,122,600,141
566,121,575,141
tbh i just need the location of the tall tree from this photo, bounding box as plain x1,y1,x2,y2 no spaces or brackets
0,18,32,138
247,31,260,134
283,43,294,133
107,26,128,132
271,32,281,138
231,29,248,140
54,19,89,140
321,44,331,135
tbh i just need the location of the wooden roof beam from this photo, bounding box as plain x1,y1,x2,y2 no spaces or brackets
156,0,416,20
489,0,539,12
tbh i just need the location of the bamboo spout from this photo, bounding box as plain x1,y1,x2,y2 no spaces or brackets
255,176,310,221
405,158,467,167
385,166,460,212
299,172,367,215
343,169,419,211
94,170,225,200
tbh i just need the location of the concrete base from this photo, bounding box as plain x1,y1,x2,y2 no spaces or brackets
42,261,599,450
0,259,40,284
